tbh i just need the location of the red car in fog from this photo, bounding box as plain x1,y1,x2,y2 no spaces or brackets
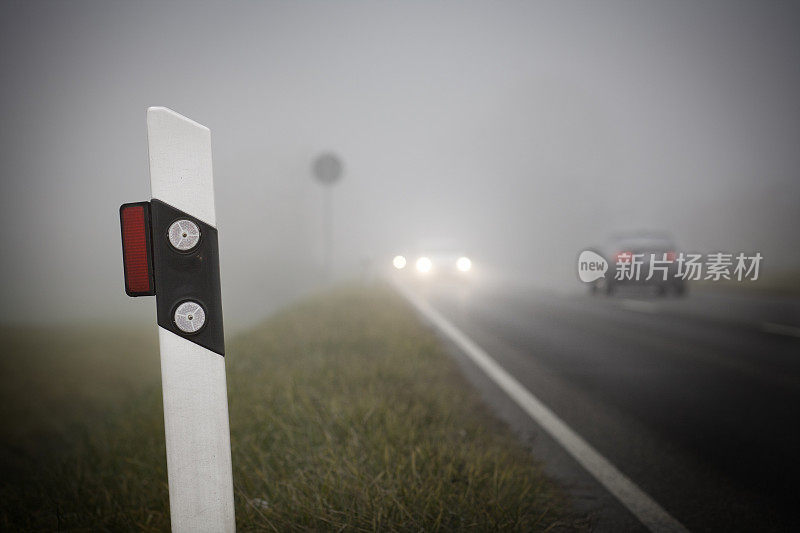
590,233,686,296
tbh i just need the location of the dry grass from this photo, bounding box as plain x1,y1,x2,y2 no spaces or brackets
0,285,575,531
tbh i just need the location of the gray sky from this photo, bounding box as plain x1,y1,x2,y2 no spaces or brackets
1,1,799,327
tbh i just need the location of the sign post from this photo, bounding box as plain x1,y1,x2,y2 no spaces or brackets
120,107,235,532
312,152,343,279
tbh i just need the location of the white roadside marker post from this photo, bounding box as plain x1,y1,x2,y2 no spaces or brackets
119,107,235,532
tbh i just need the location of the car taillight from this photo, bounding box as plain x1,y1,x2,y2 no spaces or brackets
120,202,155,296
665,251,676,262
614,251,632,263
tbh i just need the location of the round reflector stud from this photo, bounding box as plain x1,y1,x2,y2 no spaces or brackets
168,219,201,251
174,301,206,333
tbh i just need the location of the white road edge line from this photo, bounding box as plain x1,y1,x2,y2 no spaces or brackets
761,322,800,338
396,284,689,533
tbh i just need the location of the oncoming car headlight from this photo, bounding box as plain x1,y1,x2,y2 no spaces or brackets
416,256,432,273
392,255,407,269
457,256,472,272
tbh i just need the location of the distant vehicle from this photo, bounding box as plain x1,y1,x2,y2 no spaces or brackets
391,248,473,281
590,232,686,296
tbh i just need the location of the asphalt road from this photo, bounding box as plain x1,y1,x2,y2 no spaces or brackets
411,282,800,532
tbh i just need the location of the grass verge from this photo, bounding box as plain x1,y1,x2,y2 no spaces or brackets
1,285,575,531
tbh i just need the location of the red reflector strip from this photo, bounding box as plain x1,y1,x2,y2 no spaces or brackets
120,202,155,296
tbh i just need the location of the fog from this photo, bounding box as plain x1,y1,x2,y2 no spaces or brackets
1,0,798,328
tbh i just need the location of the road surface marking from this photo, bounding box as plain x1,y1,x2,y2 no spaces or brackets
619,299,660,314
761,322,800,338
396,285,689,533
